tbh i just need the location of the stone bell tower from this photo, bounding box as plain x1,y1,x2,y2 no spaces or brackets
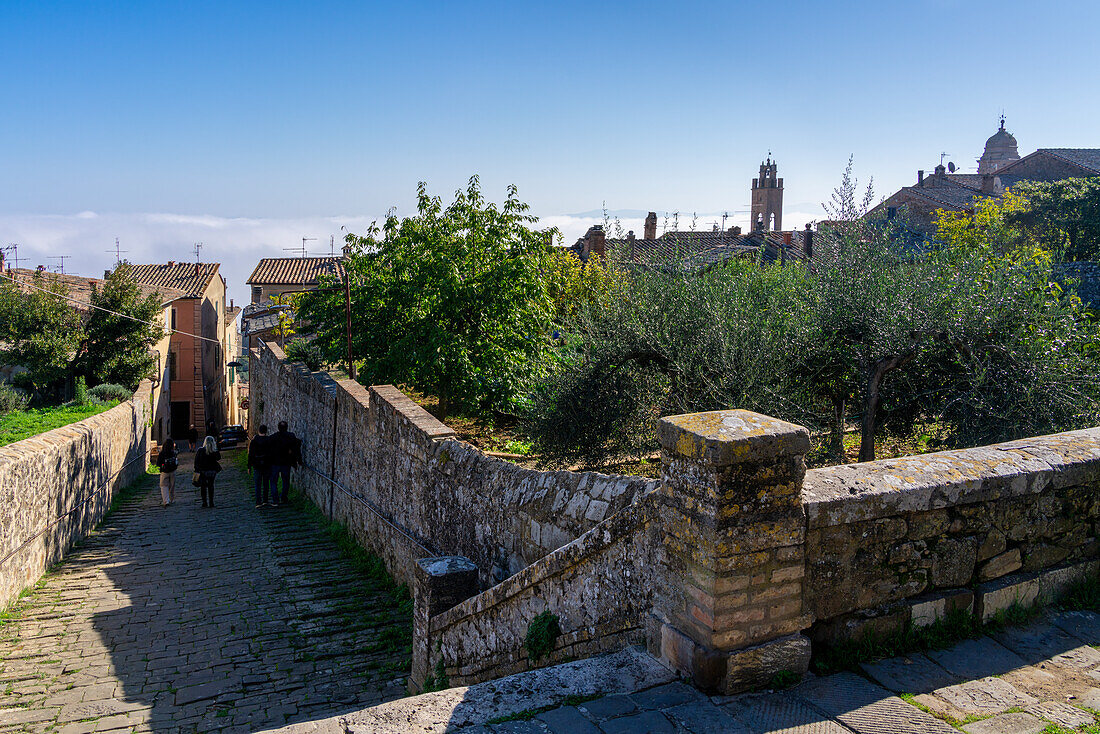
750,156,783,231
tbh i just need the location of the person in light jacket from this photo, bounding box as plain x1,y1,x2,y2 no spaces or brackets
154,438,178,506
194,435,222,508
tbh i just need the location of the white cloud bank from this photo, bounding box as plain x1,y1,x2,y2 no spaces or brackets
1,206,824,310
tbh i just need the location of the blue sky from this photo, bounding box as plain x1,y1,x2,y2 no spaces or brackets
2,1,1098,302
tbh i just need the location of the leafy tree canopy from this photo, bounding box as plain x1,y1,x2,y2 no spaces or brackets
1008,177,1100,261
75,261,165,391
0,271,84,398
297,176,558,419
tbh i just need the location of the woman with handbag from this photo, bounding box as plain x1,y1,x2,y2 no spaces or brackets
194,435,223,508
154,439,179,506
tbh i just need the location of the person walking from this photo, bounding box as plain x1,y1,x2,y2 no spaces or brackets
268,421,301,507
187,424,198,452
154,438,179,506
247,424,273,508
194,435,222,508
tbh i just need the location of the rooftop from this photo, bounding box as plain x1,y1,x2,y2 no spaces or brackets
246,257,345,286
129,262,220,299
5,267,186,311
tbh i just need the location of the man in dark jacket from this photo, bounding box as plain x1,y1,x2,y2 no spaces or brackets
247,424,273,508
268,421,302,507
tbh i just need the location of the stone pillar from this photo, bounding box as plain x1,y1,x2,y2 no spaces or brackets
650,409,813,693
410,556,479,692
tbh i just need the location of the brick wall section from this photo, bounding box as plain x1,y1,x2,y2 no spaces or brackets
248,342,657,588
802,428,1100,640
0,383,150,609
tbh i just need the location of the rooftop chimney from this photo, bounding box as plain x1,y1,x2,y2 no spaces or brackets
981,173,995,194
644,212,657,240
589,225,606,259
782,231,792,246
917,170,924,187
804,223,813,259
934,164,946,180
167,260,175,266
730,226,742,236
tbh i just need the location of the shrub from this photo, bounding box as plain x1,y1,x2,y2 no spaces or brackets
284,340,324,371
0,383,28,417
73,376,89,406
89,383,132,402
524,610,561,662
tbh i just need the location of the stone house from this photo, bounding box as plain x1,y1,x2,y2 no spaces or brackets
573,218,813,271
242,256,346,353
129,262,235,440
873,120,1100,235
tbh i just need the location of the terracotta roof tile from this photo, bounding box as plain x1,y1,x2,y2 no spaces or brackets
246,257,345,286
1037,148,1100,174
129,262,220,299
7,268,185,311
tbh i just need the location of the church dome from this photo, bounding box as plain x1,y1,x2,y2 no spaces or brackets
978,117,1020,174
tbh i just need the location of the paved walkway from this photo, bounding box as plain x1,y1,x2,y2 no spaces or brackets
285,612,1100,734
0,453,411,733
444,612,1100,734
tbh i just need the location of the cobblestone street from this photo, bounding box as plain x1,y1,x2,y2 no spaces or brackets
0,454,411,733
440,613,1100,734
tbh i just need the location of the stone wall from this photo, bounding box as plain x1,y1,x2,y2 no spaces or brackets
252,340,1100,695
248,342,657,588
420,496,660,688
803,428,1100,639
0,383,150,609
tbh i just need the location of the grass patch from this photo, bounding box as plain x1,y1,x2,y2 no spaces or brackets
898,693,992,730
1060,576,1100,612
486,693,602,724
811,600,1049,676
0,402,116,447
1041,725,1100,734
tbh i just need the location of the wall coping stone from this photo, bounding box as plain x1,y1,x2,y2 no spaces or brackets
370,385,456,440
803,427,1100,528
430,494,653,633
658,409,810,466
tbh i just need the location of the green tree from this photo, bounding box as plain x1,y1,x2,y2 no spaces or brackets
524,258,811,468
297,176,557,419
75,262,165,390
0,271,84,399
1009,177,1100,261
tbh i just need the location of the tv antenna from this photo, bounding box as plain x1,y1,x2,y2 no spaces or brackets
721,212,729,230
193,242,204,262
106,238,128,264
284,237,315,258
2,244,24,270
329,235,335,256
49,255,72,274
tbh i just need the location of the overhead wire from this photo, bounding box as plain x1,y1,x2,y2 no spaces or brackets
0,269,223,344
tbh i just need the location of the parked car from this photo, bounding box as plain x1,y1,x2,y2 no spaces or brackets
218,424,247,449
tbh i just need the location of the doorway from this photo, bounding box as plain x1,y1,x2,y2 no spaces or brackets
170,401,191,439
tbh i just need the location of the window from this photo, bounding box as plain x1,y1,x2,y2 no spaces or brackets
252,287,262,302
170,308,177,331
168,351,178,381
